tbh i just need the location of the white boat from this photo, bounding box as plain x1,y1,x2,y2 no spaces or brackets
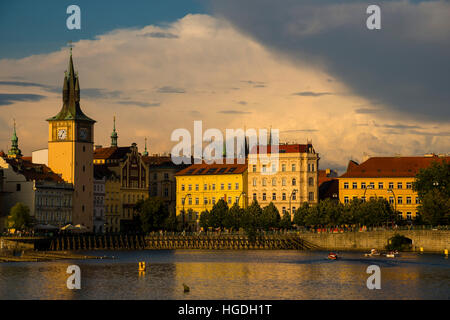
364,248,380,257
386,251,399,258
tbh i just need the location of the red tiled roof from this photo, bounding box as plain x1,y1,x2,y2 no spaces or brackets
4,158,64,182
175,159,247,176
94,146,131,160
340,156,450,178
142,155,172,165
249,143,314,154
318,169,338,186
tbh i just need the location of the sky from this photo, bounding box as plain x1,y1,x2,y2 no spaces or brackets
0,0,449,173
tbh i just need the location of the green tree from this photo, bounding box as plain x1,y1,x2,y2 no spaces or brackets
418,189,450,225
293,202,309,226
242,200,262,241
261,202,281,230
209,199,229,229
7,202,32,231
225,203,244,231
199,210,210,230
279,211,292,229
135,197,169,233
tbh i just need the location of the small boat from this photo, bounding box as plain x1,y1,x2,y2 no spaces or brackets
386,251,399,258
365,248,380,257
328,252,338,260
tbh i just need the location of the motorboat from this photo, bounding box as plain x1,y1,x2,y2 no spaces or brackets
386,250,399,258
328,252,338,260
364,248,381,257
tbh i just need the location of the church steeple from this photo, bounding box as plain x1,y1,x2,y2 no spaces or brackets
142,137,149,156
8,119,22,158
47,48,95,122
111,116,118,147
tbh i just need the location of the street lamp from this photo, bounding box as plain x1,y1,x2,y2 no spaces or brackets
363,184,374,199
182,193,191,230
237,191,246,209
387,188,396,227
289,189,298,219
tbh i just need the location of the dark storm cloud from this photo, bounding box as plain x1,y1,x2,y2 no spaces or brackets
0,80,51,89
210,0,450,120
293,91,332,97
0,93,46,106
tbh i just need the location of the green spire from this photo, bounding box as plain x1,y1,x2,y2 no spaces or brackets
142,137,149,156
8,119,22,158
47,48,95,123
111,116,118,147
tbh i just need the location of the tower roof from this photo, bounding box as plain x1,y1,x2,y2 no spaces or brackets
47,49,95,123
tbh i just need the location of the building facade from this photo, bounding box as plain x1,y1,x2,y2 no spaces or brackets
46,50,95,231
175,161,248,230
338,155,449,220
93,169,106,233
247,143,319,217
0,156,74,227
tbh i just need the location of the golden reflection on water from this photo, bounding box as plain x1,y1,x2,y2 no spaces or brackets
0,251,448,299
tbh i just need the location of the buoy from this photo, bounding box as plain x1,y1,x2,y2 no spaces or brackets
420,247,424,253
183,283,190,293
445,249,448,256
138,261,146,271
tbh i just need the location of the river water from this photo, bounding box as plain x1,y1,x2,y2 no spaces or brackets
0,250,448,299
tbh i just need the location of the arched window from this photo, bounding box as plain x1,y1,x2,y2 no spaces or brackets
272,178,277,186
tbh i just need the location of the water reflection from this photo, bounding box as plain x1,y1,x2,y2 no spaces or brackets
0,251,448,300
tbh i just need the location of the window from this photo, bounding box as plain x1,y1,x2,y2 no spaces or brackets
16,183,21,191
292,164,296,172
228,183,232,190
253,193,257,201
397,182,402,189
309,177,314,187
271,163,277,173
228,198,232,204
235,183,239,190
272,178,277,186
311,164,315,172
282,164,286,172
221,183,224,190
262,178,267,186
398,197,403,204
344,182,349,189
195,198,199,205
272,193,276,201
378,182,383,189
195,184,199,191
369,182,375,189
188,184,192,191
308,192,314,201
262,165,267,173
292,193,297,200
292,178,297,186
352,182,357,189
416,197,420,204
188,198,192,205
407,212,412,220
362,196,366,202
212,184,216,190
164,188,169,197
353,196,358,201
212,197,216,205
406,196,411,204
262,193,266,201
282,193,286,201
253,178,257,186
361,182,366,189
308,164,311,172
252,165,257,172
406,182,412,189
344,196,349,204
235,196,239,204
292,207,296,212
204,184,207,190
204,198,208,205
282,207,286,214
389,182,394,189
164,173,169,179
282,178,286,186
389,197,394,205
181,184,185,191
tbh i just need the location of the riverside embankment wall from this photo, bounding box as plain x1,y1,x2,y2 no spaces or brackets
300,230,450,253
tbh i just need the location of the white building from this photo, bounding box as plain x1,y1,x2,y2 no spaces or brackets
0,156,73,229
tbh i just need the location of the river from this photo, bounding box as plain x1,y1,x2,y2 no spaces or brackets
0,250,448,299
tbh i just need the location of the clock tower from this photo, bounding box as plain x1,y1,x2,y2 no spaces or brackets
47,49,96,231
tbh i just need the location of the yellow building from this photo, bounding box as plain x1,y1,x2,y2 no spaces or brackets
94,165,121,233
339,155,449,220
46,50,95,231
175,161,248,230
248,143,319,218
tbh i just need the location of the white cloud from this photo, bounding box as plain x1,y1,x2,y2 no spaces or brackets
0,14,448,171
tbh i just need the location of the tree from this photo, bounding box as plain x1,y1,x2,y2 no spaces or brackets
209,199,228,229
413,159,450,225
7,202,32,231
293,202,309,226
279,211,292,229
260,202,281,230
224,203,244,231
242,200,262,241
135,197,169,233
199,210,210,230
164,210,179,231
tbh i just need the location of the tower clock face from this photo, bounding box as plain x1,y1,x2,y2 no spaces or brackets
57,128,67,140
79,128,88,140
